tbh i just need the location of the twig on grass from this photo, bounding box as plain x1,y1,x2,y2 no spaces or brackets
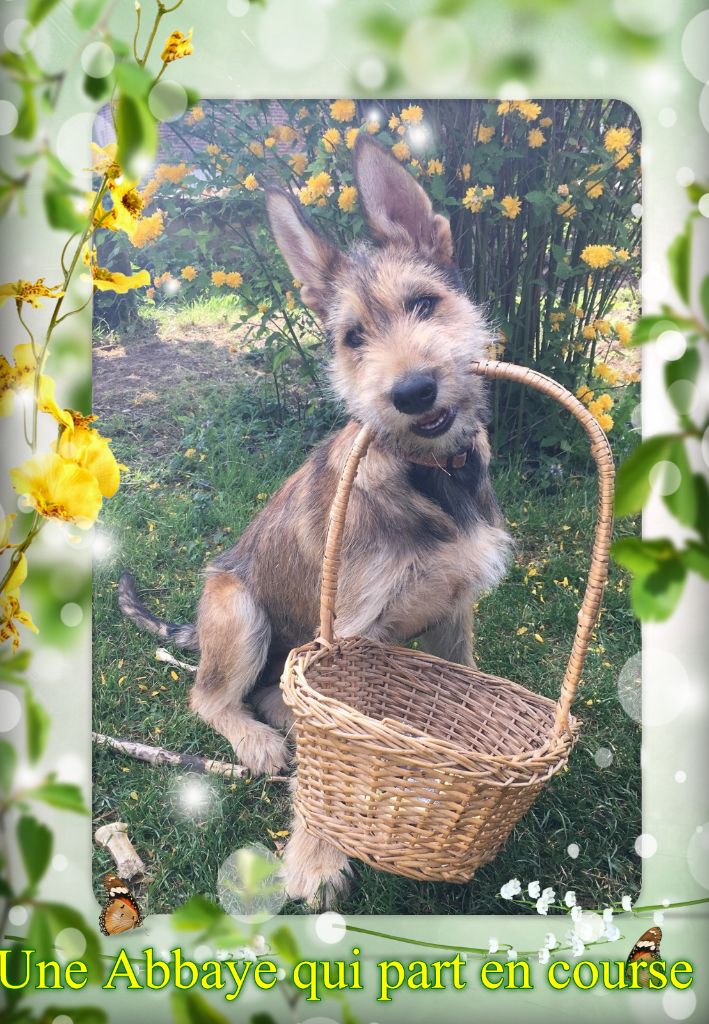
94,821,149,882
92,731,289,781
155,646,197,672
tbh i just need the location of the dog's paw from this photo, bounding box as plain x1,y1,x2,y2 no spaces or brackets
236,724,290,776
281,828,352,909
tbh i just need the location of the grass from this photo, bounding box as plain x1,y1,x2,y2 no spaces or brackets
93,347,641,917
139,292,248,331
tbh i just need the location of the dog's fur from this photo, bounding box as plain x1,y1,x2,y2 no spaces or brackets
119,136,511,905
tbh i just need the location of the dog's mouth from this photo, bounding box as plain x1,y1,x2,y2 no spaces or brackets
410,406,457,438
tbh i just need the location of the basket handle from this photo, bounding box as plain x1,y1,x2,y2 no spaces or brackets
318,359,615,740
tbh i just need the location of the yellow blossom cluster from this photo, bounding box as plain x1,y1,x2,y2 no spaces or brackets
477,124,495,143
337,185,357,212
426,159,444,176
330,99,356,122
556,199,576,219
391,141,411,162
500,195,522,219
580,245,616,269
615,321,632,346
0,278,64,309
161,28,193,64
401,105,424,124
528,128,545,148
211,270,243,288
298,171,332,206
345,127,360,149
186,106,204,125
289,153,309,175
181,265,198,281
462,185,494,213
497,100,542,122
321,127,341,152
592,362,620,386
83,246,151,294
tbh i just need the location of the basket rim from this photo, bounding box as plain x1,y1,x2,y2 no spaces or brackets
281,635,579,778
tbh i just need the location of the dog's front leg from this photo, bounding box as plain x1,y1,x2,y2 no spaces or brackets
417,604,476,668
281,777,352,909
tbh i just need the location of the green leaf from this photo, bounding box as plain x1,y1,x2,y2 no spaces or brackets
17,815,52,887
269,925,300,964
0,649,30,683
630,557,686,621
665,347,699,414
614,434,674,517
116,91,157,179
25,692,50,763
667,224,691,305
72,0,106,29
663,439,698,529
27,907,55,963
44,184,86,233
171,992,231,1024
114,62,153,99
700,274,709,327
250,1015,278,1024
14,83,37,140
83,72,113,102
360,11,405,47
172,894,223,931
0,740,17,795
682,540,709,580
27,0,61,25
611,537,676,575
30,780,88,814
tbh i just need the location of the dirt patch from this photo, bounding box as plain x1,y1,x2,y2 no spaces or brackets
93,324,248,457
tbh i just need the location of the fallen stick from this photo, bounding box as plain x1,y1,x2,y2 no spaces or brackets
94,822,148,882
92,731,288,781
155,647,197,672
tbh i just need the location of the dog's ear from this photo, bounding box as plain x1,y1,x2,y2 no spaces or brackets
265,189,340,316
353,135,454,263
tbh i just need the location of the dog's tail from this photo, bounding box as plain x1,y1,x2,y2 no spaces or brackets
118,572,199,650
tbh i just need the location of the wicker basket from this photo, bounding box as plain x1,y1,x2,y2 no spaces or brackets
281,360,614,883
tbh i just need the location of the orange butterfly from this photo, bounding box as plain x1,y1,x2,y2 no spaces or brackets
99,873,143,936
626,926,662,985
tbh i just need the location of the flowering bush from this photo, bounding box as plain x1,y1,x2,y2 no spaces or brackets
104,97,641,452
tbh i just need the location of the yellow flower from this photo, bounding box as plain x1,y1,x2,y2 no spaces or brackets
1,553,38,650
500,195,522,219
550,312,566,324
616,248,630,262
243,174,259,191
593,319,610,335
595,393,614,412
90,142,121,180
344,128,359,150
426,159,444,176
614,149,633,170
592,362,620,386
160,28,193,64
264,136,276,148
102,176,144,235
364,118,380,134
154,162,190,184
540,116,552,128
83,247,150,294
581,245,615,269
330,99,356,122
497,100,541,121
285,290,296,310
289,153,308,175
129,209,165,249
257,302,269,315
186,105,204,124
273,124,297,144
153,271,173,288
338,185,357,212
459,163,471,182
146,287,155,301
298,170,332,205
582,325,596,341
556,200,576,219
0,279,64,309
401,105,424,124
11,452,102,528
248,141,264,158
9,343,73,430
391,141,410,162
585,179,604,199
604,126,633,153
388,114,401,130
528,128,545,148
206,143,219,156
615,322,631,346
321,127,341,152
1,356,14,416
477,124,495,143
462,185,492,213
595,411,613,431
181,265,198,281
576,385,594,405
1,512,15,552
224,272,243,288
211,270,226,287
56,422,121,499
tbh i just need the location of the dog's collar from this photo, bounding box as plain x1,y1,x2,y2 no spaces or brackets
406,437,476,473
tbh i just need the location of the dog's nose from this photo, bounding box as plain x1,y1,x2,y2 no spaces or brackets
391,373,438,415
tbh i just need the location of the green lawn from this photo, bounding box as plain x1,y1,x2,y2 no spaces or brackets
93,337,641,917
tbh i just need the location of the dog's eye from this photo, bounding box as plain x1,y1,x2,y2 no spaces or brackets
343,325,364,349
408,295,438,319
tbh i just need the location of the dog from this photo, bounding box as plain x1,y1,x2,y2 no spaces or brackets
119,134,512,905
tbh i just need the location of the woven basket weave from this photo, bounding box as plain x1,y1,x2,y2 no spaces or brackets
281,360,614,883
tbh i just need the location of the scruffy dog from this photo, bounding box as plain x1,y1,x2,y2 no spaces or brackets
119,135,511,905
